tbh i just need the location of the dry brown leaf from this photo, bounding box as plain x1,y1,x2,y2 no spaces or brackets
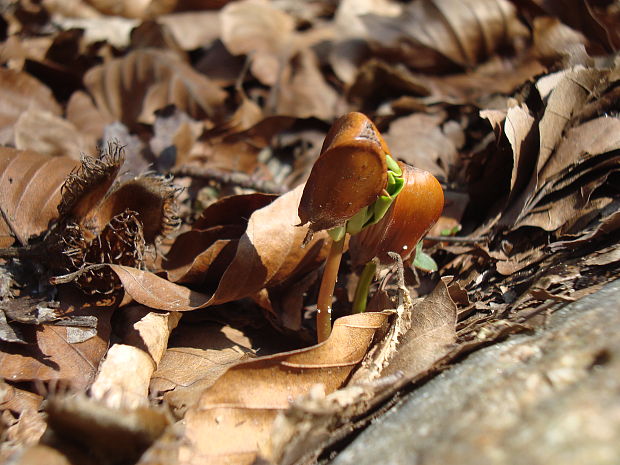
0,147,79,247
163,193,276,283
383,113,458,179
151,321,259,415
539,116,620,185
66,90,107,155
180,311,391,464
532,16,590,64
83,49,227,128
220,0,295,86
0,381,45,462
0,68,61,146
14,108,86,160
110,185,329,312
0,287,115,390
84,0,177,19
275,48,342,120
363,0,528,71
264,279,457,465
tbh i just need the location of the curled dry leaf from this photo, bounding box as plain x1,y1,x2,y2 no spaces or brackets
151,321,257,416
266,279,458,465
0,147,79,247
180,311,391,464
110,184,328,312
83,49,227,128
383,113,458,179
89,306,181,409
362,0,528,71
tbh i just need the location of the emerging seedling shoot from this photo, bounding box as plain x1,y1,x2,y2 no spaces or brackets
298,112,443,342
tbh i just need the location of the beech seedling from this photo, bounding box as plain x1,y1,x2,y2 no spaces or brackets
298,112,443,342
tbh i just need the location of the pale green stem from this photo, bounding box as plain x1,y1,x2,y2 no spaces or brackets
352,260,377,313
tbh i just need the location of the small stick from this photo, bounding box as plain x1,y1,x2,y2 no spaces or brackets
425,235,487,244
172,165,285,194
316,235,346,342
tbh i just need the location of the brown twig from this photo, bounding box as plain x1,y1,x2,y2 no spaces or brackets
425,235,488,244
0,242,48,260
171,165,286,194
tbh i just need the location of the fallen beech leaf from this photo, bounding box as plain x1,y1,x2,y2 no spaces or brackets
14,108,85,160
362,0,528,71
220,0,295,86
180,311,391,464
111,185,328,311
84,49,227,128
163,193,276,284
84,0,176,19
0,68,61,146
275,48,342,121
151,321,261,415
0,287,115,390
383,113,457,179
0,380,46,461
0,147,79,246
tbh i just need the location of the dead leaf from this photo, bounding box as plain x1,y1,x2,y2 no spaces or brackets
83,49,227,129
383,113,458,179
362,0,528,71
110,185,329,314
275,48,342,120
14,108,86,160
180,311,390,464
0,287,115,390
89,306,181,409
0,147,78,247
83,0,176,19
151,320,261,415
0,68,61,146
220,0,295,86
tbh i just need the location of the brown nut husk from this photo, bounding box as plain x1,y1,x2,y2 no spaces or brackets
298,112,388,233
349,163,444,266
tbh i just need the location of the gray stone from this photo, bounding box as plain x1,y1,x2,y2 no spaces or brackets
332,279,620,465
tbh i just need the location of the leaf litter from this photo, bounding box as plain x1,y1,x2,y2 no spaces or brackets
0,1,619,463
